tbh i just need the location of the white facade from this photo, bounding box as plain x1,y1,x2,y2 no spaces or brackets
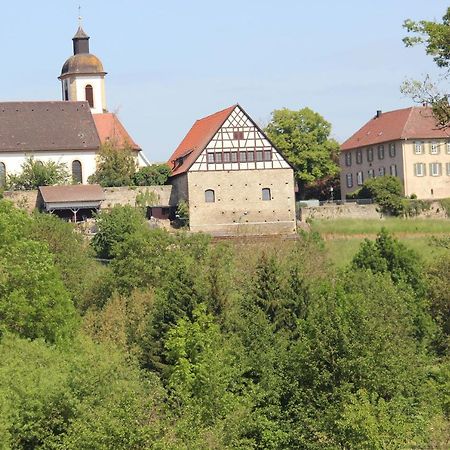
61,75,106,115
0,151,98,185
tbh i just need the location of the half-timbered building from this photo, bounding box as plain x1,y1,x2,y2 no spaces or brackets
168,104,296,235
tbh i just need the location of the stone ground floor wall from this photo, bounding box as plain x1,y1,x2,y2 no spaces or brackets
187,169,297,235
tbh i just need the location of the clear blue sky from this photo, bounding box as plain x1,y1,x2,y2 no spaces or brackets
1,1,448,161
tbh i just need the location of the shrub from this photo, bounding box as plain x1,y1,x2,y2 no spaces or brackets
439,198,450,217
7,157,70,190
133,164,171,186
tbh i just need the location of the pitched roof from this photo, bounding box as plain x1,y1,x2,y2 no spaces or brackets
93,113,141,151
39,184,104,203
341,107,449,151
0,101,100,152
168,105,237,176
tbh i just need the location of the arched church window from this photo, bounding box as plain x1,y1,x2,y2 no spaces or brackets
85,85,94,108
205,189,215,203
72,160,83,184
0,162,6,187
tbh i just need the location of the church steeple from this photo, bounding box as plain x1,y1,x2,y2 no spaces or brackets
73,26,90,55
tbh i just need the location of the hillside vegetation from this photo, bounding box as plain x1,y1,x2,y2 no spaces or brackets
0,202,449,449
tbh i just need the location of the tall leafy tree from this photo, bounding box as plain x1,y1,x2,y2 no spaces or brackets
265,107,340,195
402,7,450,127
88,141,137,187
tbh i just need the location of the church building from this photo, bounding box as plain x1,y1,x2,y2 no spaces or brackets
168,104,296,235
0,25,147,188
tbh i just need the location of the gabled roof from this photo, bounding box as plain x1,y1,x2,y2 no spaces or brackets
168,105,237,176
93,113,141,151
39,184,104,203
341,107,449,151
0,101,100,152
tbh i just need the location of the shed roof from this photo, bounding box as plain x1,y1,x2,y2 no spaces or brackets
341,107,449,151
168,105,237,176
39,184,104,204
0,101,100,152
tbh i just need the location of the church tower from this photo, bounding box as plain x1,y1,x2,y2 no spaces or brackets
59,26,107,114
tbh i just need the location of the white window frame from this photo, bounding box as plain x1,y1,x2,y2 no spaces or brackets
390,164,397,177
414,163,425,177
430,162,442,177
414,141,424,155
345,152,352,167
346,173,353,188
357,171,364,186
447,141,450,154
430,141,439,155
446,162,450,176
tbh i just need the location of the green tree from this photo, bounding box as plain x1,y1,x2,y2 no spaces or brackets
133,163,171,186
7,156,70,190
88,141,137,187
91,205,148,259
402,8,450,127
265,107,340,195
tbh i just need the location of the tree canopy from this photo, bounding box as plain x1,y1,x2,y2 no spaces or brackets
264,107,340,195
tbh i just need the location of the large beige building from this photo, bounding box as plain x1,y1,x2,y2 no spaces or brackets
168,105,296,235
340,107,450,200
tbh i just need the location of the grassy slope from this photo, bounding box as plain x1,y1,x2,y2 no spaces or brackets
309,218,450,268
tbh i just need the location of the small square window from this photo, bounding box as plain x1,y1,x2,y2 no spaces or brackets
264,150,272,161
215,153,223,163
205,189,215,203
256,150,264,161
262,188,271,201
247,151,255,162
233,130,244,140
231,152,238,163
223,152,231,163
207,153,214,163
239,151,247,162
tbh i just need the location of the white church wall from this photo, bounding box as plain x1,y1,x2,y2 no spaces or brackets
71,76,105,114
0,150,98,184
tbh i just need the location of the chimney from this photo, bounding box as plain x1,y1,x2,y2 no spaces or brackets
376,110,382,118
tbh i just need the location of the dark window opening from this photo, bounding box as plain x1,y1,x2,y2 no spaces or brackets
0,162,6,187
262,188,271,201
205,189,215,203
72,160,83,184
85,84,94,108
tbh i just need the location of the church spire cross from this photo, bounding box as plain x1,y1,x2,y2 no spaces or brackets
78,5,82,27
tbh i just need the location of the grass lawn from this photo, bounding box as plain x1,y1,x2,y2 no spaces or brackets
309,218,450,268
310,217,450,236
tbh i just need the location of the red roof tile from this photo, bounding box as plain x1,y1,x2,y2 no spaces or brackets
93,113,140,151
168,105,237,176
341,107,449,151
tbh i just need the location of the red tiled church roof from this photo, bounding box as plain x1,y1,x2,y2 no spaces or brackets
168,105,237,176
341,107,449,151
93,113,140,151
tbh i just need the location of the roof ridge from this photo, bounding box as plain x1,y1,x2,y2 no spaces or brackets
196,104,237,122
400,107,415,139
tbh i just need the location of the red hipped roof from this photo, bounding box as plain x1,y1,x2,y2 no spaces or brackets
341,107,449,151
168,105,237,176
93,113,141,151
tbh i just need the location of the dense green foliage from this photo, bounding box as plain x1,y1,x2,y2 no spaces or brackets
88,142,137,187
402,7,450,127
0,198,449,448
264,107,340,194
133,164,171,186
7,157,70,190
